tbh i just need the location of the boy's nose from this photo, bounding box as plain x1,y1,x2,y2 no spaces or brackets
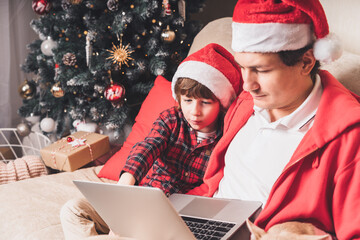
191,102,201,115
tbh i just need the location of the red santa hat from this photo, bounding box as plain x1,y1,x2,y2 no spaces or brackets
232,0,342,63
172,43,242,109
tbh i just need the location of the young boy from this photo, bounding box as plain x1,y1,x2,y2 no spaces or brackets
60,43,242,239
118,43,242,196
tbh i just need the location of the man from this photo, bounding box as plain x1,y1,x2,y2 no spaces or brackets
187,0,360,239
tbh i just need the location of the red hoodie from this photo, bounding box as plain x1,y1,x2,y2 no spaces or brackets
187,70,360,240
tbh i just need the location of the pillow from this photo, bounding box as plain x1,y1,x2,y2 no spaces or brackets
97,76,178,181
0,155,48,185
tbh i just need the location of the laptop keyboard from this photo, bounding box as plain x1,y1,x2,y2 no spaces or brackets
181,216,235,240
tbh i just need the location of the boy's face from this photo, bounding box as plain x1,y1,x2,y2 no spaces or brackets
180,95,221,133
234,51,314,121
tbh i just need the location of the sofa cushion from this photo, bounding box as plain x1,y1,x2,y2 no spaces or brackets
188,17,233,56
97,76,177,181
321,51,360,96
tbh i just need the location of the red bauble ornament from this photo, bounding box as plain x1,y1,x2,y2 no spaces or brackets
32,0,51,15
67,137,73,142
104,83,125,103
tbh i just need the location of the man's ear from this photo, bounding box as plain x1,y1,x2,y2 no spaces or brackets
246,219,266,239
301,49,316,76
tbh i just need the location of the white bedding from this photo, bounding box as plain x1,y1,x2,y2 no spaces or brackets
0,166,115,240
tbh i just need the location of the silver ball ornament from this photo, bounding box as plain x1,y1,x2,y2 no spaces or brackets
16,123,31,137
41,37,58,56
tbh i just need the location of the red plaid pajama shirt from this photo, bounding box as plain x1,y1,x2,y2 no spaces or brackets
122,107,222,196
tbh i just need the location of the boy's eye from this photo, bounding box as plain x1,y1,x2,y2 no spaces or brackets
183,99,192,102
202,101,212,104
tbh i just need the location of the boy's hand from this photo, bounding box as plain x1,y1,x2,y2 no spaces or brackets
117,172,136,185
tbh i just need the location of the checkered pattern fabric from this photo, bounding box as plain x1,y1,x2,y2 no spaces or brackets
122,107,222,195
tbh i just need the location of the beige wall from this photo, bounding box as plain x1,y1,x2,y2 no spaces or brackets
190,0,237,25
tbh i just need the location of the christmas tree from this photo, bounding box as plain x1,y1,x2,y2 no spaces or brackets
18,0,205,143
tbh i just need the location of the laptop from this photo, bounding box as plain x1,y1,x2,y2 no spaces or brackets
73,180,262,240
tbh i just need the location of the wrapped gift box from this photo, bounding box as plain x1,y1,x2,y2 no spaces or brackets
40,131,110,172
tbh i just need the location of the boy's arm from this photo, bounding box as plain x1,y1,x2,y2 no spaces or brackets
121,113,172,184
117,172,136,185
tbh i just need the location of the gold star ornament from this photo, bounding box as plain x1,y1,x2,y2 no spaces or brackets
106,38,134,69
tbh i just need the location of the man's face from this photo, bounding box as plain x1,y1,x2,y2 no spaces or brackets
234,52,313,121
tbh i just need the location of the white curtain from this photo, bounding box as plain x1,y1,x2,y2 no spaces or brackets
0,0,37,128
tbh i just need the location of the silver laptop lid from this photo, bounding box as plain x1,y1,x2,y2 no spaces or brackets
73,180,262,240
73,180,195,240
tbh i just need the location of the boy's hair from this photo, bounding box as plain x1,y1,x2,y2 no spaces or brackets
278,44,320,82
174,78,218,103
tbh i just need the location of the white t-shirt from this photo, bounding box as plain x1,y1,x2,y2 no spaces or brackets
196,130,216,144
214,76,323,206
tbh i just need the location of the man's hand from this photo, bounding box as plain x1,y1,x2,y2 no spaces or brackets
117,172,136,185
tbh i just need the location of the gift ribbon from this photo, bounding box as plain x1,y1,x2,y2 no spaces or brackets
50,132,94,170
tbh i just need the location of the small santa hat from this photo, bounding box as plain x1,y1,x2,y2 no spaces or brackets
172,43,242,109
232,0,343,63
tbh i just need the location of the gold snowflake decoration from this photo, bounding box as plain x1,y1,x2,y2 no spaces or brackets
106,38,134,69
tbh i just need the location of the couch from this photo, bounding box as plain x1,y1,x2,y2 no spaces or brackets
1,0,359,239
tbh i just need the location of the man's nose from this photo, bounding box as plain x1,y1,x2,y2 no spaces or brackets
242,70,259,92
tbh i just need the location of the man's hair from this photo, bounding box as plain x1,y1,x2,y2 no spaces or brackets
174,78,217,103
278,45,320,81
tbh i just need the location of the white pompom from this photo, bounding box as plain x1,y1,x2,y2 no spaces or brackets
313,33,343,63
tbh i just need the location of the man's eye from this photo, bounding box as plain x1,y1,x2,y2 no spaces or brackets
256,69,271,73
202,101,212,104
